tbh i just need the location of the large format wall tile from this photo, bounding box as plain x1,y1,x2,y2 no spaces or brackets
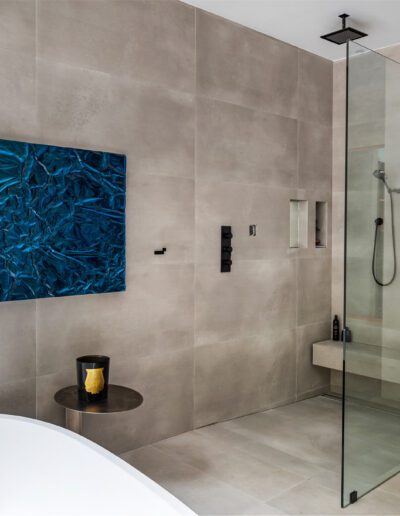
333,61,346,129
196,10,298,117
196,98,298,188
0,301,35,386
195,259,297,346
298,121,332,191
84,348,194,453
297,258,331,326
296,321,330,398
195,180,296,264
0,377,35,418
37,61,195,178
128,175,194,264
0,0,35,56
194,330,296,427
299,51,332,127
0,48,36,139
36,264,194,377
38,0,195,93
0,0,335,447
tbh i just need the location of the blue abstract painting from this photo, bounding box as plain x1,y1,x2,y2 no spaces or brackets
0,139,126,301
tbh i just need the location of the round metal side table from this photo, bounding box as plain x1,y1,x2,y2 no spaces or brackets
54,384,143,434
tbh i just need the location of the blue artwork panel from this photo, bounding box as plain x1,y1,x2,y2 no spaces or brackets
0,139,126,301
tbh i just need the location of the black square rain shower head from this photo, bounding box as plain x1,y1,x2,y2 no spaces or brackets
321,14,368,45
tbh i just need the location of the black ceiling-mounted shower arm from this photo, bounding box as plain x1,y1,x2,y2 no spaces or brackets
340,13,349,30
321,13,368,45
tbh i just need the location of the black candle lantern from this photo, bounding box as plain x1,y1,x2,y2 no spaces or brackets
76,355,110,402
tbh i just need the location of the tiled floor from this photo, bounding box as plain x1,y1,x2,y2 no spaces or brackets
121,396,400,515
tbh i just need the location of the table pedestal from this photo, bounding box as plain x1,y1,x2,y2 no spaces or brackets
66,408,83,434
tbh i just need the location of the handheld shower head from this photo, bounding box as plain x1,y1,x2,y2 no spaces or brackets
372,162,391,192
373,169,385,181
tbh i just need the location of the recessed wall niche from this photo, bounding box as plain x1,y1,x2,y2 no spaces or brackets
0,139,126,301
289,200,308,248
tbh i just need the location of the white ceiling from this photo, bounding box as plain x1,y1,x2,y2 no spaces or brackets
182,0,400,61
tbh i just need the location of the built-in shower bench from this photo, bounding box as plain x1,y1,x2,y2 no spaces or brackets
313,340,400,384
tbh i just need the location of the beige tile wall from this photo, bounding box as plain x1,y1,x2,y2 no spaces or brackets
0,0,332,452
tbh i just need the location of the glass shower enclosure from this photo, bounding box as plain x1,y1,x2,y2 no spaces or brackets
342,41,400,506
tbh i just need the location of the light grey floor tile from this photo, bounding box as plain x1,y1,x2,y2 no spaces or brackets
123,445,287,515
153,430,306,503
121,397,400,515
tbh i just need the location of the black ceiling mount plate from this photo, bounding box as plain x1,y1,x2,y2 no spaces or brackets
321,13,368,45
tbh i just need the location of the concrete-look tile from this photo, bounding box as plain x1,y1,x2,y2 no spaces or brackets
297,257,331,326
268,479,341,515
268,476,400,515
154,430,306,504
127,175,194,264
37,60,195,178
333,59,346,129
346,257,381,320
331,256,344,320
379,43,400,62
217,397,341,470
0,377,35,418
348,49,385,129
332,126,345,192
296,321,330,398
299,50,332,127
196,10,298,117
195,180,296,264
36,367,75,427
348,147,380,193
0,300,36,386
348,119,385,150
36,263,194,376
194,330,296,426
0,0,35,55
197,423,324,479
83,348,194,453
0,48,37,139
123,445,285,515
114,80,194,179
195,259,296,346
332,191,345,259
298,121,332,191
196,97,297,188
38,0,195,93
378,472,400,495
36,59,119,151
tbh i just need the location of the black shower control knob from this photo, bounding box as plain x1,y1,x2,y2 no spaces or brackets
223,232,233,239
222,246,233,252
222,259,232,266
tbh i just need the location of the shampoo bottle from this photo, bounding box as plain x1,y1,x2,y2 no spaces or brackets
332,315,340,341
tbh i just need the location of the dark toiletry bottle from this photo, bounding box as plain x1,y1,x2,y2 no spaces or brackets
341,326,352,343
332,315,340,341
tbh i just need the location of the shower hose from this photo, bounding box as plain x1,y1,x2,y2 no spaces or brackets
372,190,397,286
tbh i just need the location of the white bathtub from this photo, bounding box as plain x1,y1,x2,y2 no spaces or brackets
0,415,195,516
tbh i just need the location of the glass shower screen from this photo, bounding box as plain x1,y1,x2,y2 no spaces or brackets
342,41,400,506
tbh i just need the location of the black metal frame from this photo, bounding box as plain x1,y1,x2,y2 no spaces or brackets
341,38,350,510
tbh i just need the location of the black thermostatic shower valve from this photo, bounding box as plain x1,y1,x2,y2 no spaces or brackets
221,226,233,273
